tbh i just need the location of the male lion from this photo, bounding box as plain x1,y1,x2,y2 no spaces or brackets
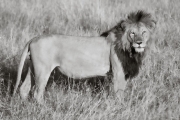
13,10,156,103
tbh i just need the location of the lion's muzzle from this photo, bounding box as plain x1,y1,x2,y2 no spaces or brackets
132,42,146,53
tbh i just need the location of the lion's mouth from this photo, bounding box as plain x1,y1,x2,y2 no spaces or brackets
134,47,145,53
133,43,146,53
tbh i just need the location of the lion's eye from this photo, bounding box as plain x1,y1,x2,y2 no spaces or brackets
130,32,135,38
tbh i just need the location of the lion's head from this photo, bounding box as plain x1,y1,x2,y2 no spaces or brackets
116,11,156,53
101,10,156,79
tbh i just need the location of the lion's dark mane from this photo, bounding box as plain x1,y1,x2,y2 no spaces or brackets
101,10,153,80
114,46,145,80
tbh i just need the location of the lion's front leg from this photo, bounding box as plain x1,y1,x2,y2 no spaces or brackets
110,47,127,97
112,67,127,96
113,75,127,93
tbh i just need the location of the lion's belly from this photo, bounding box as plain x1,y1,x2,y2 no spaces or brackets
58,61,109,79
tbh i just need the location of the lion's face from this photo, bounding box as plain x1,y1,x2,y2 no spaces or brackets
127,23,151,53
112,11,156,54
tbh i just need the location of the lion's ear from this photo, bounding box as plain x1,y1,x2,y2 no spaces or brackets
119,20,127,31
151,20,156,29
149,20,156,31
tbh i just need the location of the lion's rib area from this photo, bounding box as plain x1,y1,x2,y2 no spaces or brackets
29,35,111,79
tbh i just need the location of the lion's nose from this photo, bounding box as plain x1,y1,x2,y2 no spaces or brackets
136,41,142,45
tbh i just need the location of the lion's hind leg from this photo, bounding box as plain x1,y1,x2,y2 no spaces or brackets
19,62,34,100
33,65,53,104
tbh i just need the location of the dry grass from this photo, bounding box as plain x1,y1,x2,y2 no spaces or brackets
0,0,180,119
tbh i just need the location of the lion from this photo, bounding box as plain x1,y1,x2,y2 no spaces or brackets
13,10,156,103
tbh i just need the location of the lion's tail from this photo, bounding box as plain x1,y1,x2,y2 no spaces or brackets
13,41,31,96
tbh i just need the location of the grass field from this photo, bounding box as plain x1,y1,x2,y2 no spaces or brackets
0,0,180,119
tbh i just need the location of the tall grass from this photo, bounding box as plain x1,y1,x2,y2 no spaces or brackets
0,0,180,119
